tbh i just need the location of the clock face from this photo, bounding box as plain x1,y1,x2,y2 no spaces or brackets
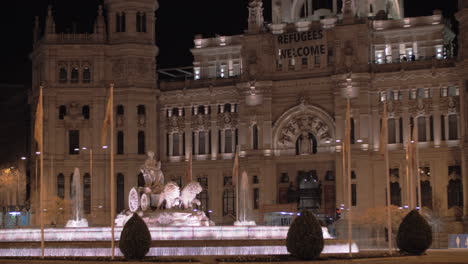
128,187,140,212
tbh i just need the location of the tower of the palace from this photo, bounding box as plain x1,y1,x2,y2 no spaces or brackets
30,0,159,225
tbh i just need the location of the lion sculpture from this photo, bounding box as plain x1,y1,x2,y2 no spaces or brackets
179,181,203,209
157,181,180,209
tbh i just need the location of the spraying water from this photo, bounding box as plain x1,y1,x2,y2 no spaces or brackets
66,168,88,227
234,171,256,226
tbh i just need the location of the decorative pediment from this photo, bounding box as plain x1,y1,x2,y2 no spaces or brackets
273,102,335,151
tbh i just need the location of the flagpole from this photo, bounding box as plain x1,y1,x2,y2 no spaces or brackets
345,98,352,257
39,85,45,259
110,83,116,259
405,140,410,209
382,102,392,255
415,125,421,209
236,146,239,222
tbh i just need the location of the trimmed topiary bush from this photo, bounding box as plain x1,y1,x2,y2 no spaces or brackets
397,210,432,255
286,210,324,260
119,213,152,260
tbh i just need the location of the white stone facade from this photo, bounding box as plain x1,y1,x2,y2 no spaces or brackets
30,0,468,228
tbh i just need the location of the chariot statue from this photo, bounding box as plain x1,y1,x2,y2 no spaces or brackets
127,151,204,213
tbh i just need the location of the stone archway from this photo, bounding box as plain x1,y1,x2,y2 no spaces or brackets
273,102,335,155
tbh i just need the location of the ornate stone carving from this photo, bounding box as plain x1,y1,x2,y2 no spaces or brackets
191,114,210,131
217,112,238,130
166,116,185,133
67,101,82,120
278,114,331,148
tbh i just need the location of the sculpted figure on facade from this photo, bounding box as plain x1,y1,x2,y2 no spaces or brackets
298,131,312,154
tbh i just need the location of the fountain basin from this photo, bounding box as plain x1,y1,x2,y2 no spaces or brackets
0,226,358,257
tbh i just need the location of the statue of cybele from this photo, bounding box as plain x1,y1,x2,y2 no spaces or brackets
140,151,164,189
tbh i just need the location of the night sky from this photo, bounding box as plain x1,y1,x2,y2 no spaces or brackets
0,0,459,85
0,0,460,162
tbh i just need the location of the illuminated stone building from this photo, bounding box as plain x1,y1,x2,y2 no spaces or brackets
31,0,467,234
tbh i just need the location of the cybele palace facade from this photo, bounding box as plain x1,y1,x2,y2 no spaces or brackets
31,0,468,231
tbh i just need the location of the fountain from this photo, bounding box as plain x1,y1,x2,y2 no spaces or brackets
65,168,89,228
234,171,256,226
0,151,358,256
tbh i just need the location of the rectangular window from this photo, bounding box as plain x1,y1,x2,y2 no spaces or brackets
441,115,446,140
69,130,79,155
327,47,334,64
351,184,357,206
301,57,308,67
199,131,206,155
138,131,145,154
253,188,259,209
276,59,282,71
288,58,295,70
314,55,320,66
117,131,124,154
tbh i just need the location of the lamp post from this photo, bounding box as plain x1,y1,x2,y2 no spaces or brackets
341,75,359,256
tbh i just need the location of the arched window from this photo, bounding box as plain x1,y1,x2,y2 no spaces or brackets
421,180,432,209
71,67,79,83
388,118,396,144
57,173,65,199
59,105,67,120
82,105,90,120
137,105,146,116
83,67,91,83
252,124,258,150
448,115,458,140
417,116,426,142
117,173,125,213
198,105,205,115
83,173,91,214
117,131,124,154
223,189,235,216
138,131,145,154
390,182,401,206
136,12,147,32
59,68,67,83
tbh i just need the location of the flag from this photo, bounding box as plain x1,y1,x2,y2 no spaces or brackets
379,101,388,155
343,99,351,156
232,146,239,186
34,86,43,151
185,152,193,184
101,84,113,147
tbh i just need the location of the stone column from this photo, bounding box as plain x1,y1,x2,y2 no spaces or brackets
444,115,449,141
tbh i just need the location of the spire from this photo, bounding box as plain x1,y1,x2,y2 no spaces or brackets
33,16,40,44
247,0,264,33
45,5,55,35
342,0,355,24
94,5,106,39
